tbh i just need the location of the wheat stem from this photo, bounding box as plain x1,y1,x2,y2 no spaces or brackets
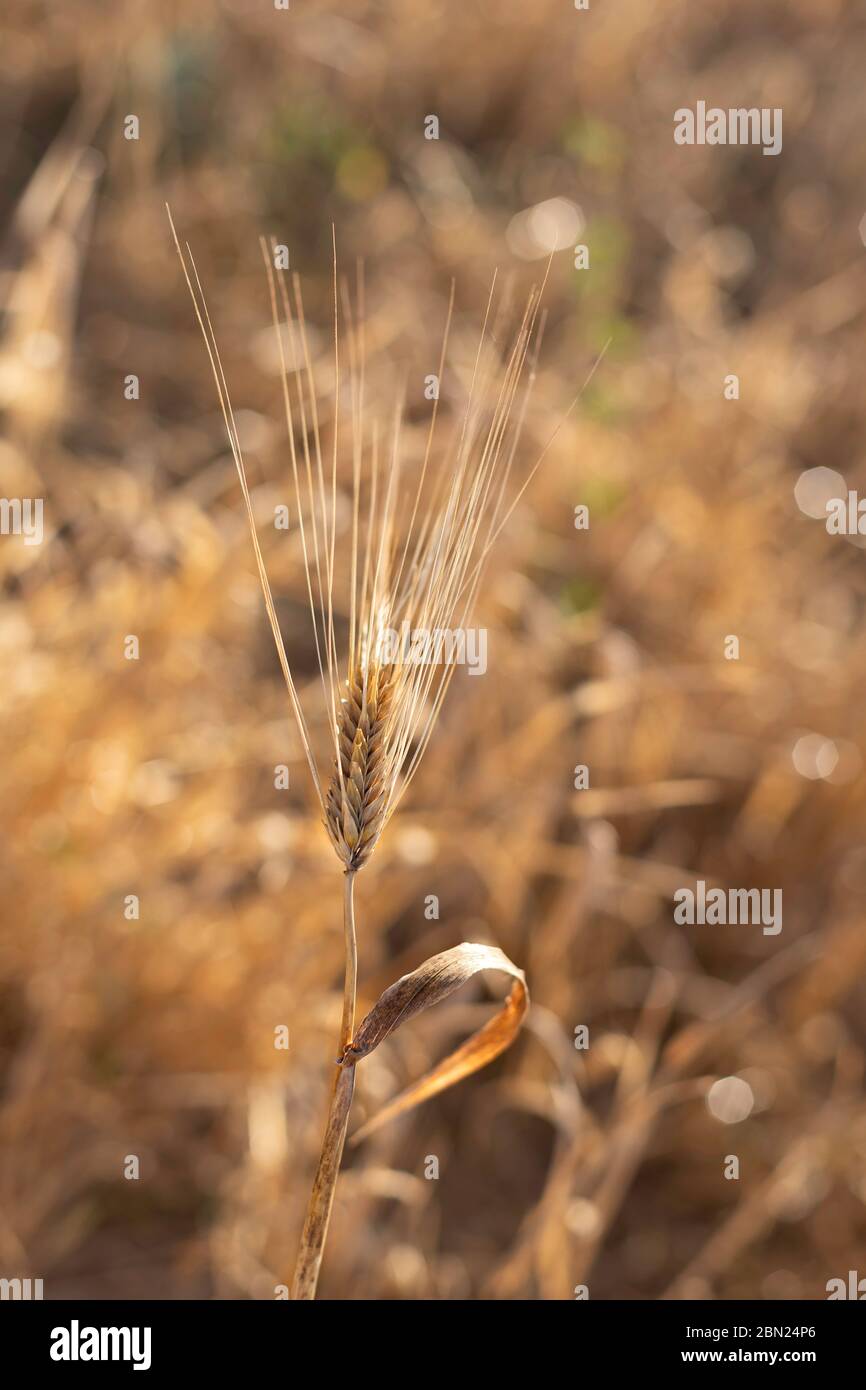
339,870,357,1054
291,871,358,1300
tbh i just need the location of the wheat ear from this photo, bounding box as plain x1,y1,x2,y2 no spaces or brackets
325,664,394,872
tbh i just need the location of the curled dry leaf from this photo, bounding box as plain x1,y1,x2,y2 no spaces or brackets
341,942,529,1143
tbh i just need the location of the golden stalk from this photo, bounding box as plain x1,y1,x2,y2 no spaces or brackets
291,871,358,1301
168,205,603,1300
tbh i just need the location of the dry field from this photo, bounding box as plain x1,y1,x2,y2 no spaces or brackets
1,0,866,1299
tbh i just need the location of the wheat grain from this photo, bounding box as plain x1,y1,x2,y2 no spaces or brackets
325,663,394,871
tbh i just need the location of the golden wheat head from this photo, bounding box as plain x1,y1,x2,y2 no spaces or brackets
169,210,605,877
325,663,394,870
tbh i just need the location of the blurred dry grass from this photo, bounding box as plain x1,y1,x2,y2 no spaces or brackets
2,0,866,1300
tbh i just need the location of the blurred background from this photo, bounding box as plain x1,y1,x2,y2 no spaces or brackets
2,0,866,1301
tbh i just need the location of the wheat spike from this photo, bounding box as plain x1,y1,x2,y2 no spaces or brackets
325,664,394,871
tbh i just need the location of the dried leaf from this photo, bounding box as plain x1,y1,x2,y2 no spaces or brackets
342,942,528,1143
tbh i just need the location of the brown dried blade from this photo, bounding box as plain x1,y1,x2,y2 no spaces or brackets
342,942,528,1143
